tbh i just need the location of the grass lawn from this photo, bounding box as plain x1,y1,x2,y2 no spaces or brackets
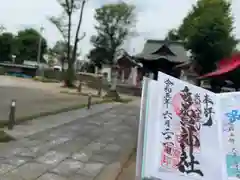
0,97,132,142
0,130,14,142
0,96,132,128
0,98,114,128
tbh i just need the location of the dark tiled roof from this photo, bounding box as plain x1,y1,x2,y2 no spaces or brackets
135,39,189,63
175,61,192,68
115,49,142,67
0,63,38,69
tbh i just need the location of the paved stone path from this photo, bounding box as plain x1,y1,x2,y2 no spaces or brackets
117,153,136,180
4,102,121,139
0,101,139,180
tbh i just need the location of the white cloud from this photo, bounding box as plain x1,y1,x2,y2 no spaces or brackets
0,0,239,58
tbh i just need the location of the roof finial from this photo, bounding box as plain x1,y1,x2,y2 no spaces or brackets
163,39,170,46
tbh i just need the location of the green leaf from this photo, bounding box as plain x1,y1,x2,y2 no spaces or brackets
89,2,136,66
16,28,47,62
0,32,16,62
177,0,237,74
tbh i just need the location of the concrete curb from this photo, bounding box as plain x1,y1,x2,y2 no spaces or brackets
94,99,140,180
94,143,136,180
0,98,114,128
4,102,122,139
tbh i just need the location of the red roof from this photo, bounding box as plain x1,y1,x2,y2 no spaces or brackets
199,54,240,78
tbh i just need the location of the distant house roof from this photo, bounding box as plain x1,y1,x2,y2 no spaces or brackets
0,62,38,69
23,60,39,66
135,39,189,63
23,60,48,69
114,49,142,67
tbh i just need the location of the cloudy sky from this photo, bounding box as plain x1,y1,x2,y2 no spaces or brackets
0,0,239,58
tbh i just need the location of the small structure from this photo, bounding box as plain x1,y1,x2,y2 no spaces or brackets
115,50,142,86
53,65,62,72
23,60,48,69
199,53,240,92
135,40,189,80
175,61,200,86
98,49,142,86
0,63,38,77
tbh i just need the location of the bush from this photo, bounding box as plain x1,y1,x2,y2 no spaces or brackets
0,67,6,75
33,76,60,83
43,69,62,80
77,72,103,89
0,130,14,142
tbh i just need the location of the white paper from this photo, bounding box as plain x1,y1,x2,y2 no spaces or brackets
142,78,162,178
141,71,223,180
136,77,151,180
218,92,240,180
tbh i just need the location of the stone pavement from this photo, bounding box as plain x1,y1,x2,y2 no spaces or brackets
4,102,121,139
0,101,140,180
117,153,136,180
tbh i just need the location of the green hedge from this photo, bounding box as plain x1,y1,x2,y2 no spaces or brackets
43,70,77,81
0,67,6,75
43,70,63,80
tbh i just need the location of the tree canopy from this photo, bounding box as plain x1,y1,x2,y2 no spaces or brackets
15,28,47,63
0,32,16,62
176,0,237,74
51,40,76,57
0,28,47,64
165,29,181,41
87,47,109,69
50,40,81,70
89,2,136,66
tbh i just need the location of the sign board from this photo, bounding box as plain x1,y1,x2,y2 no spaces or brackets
136,72,224,180
136,77,162,180
218,92,240,180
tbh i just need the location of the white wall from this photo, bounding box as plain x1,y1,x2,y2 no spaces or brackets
101,66,112,82
179,70,197,85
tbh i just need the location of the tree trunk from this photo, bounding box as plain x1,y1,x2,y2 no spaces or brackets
65,0,86,88
67,13,71,67
65,63,75,87
72,0,86,64
64,11,75,87
60,55,65,73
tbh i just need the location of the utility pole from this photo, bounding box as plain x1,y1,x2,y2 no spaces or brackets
37,27,44,76
0,25,5,34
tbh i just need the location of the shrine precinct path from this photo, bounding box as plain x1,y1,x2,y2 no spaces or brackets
0,100,140,180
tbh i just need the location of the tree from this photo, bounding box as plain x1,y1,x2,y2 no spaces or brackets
52,40,68,55
0,25,6,34
177,0,237,75
87,47,109,69
91,2,135,66
15,28,47,63
51,40,68,71
51,40,81,71
165,29,181,41
49,0,86,87
91,2,135,99
0,32,16,62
